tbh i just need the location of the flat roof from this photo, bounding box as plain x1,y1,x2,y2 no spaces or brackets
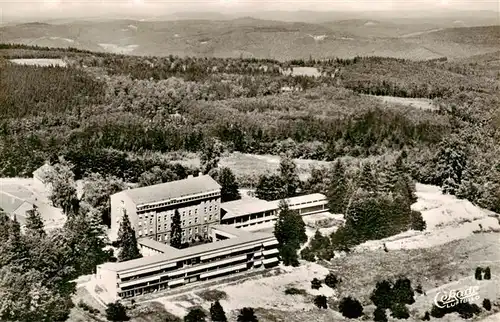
138,238,179,253
99,227,274,272
220,198,277,220
118,175,221,206
267,193,327,208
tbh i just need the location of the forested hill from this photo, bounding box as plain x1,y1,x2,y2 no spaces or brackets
0,44,499,216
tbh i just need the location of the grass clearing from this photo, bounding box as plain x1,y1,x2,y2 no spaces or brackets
325,233,500,305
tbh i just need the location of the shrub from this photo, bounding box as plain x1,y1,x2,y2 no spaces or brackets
484,267,491,280
184,308,207,322
422,311,430,321
311,278,322,290
390,303,410,319
237,307,258,322
197,289,228,302
324,272,339,289
339,296,364,319
475,267,483,280
373,307,388,322
415,283,423,294
105,301,129,322
483,298,492,311
78,301,90,311
284,287,307,296
314,295,328,309
300,247,316,262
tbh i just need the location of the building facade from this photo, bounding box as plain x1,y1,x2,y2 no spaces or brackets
110,175,222,244
96,225,280,301
220,193,328,229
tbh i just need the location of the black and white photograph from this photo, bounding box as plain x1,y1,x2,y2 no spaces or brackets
0,0,499,321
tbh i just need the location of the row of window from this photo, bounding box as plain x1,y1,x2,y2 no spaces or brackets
138,225,209,238
288,198,326,207
138,214,218,229
138,205,218,222
137,192,220,211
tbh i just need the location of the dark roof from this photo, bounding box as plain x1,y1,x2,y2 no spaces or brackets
120,175,221,206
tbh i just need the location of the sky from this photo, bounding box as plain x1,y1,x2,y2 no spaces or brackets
0,0,498,21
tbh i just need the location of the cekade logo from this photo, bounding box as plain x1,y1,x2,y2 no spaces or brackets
434,286,480,308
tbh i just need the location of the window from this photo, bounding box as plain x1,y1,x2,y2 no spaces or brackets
188,220,192,226
209,206,212,211
195,227,198,233
164,215,167,221
150,219,153,225
158,235,162,241
182,220,186,226
189,228,192,234
182,230,185,236
189,210,191,215
194,217,198,223
209,215,212,221
204,226,207,232
195,209,198,214
164,224,168,229
149,229,153,234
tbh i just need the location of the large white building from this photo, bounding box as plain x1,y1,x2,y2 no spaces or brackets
96,225,279,301
110,175,222,244
220,193,328,229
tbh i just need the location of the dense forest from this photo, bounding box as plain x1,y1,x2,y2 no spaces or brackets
0,43,499,217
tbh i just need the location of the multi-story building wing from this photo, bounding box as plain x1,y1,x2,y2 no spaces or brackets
96,225,280,300
220,193,328,228
110,175,222,244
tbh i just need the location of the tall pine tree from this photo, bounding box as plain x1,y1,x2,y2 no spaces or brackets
216,167,241,202
327,159,349,214
357,162,378,194
170,209,182,249
117,211,142,262
279,155,300,198
274,200,307,266
25,205,46,237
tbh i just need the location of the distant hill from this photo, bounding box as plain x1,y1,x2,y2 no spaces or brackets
1,19,499,60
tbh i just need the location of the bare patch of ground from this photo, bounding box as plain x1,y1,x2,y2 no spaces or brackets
367,94,438,110
9,58,67,67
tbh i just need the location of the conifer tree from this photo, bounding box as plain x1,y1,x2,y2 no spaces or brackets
274,200,307,266
357,162,378,193
327,159,348,214
170,209,182,249
117,211,142,262
210,300,227,322
484,267,491,280
217,167,241,202
255,174,285,201
25,205,46,237
279,155,300,198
